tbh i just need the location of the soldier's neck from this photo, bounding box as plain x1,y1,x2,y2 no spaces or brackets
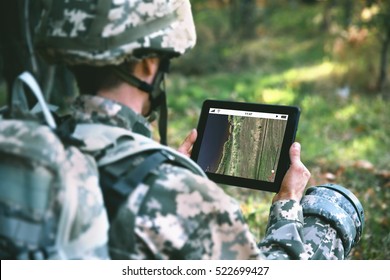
97,83,151,116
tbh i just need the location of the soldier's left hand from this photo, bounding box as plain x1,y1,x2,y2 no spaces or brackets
177,128,197,157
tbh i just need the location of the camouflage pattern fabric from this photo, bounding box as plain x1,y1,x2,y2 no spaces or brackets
35,0,197,65
71,95,152,137
301,185,364,258
258,202,345,260
301,216,344,260
71,95,356,260
0,119,110,259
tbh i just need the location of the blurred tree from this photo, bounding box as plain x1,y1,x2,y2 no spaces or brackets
374,2,390,93
230,0,258,39
342,0,354,28
320,0,336,31
317,0,389,94
301,0,317,4
361,0,390,93
319,0,354,31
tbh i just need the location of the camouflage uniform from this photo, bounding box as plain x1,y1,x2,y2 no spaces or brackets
34,0,364,260
70,95,363,260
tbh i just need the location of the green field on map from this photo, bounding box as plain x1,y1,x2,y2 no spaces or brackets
215,115,287,182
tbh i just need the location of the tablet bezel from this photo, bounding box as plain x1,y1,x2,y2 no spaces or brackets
191,99,300,193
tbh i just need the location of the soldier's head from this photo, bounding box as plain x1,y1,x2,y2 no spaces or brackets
35,0,197,143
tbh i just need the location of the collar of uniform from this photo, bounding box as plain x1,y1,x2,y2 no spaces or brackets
71,95,152,138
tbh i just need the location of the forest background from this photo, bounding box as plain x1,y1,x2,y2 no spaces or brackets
0,0,389,260
167,0,390,260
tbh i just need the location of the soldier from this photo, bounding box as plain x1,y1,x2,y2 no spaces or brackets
34,0,363,259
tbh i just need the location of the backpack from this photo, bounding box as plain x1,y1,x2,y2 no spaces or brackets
73,122,207,258
0,72,110,259
73,122,207,221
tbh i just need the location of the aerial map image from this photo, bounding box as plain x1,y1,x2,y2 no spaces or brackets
197,114,287,182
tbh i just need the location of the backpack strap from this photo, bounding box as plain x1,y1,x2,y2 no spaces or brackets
11,71,57,129
99,149,173,221
73,123,206,177
110,150,173,197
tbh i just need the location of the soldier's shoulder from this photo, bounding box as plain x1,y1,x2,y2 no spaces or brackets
150,163,240,209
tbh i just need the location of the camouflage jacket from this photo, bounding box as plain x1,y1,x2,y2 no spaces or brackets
71,95,343,260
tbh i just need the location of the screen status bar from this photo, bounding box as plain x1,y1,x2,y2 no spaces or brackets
209,108,288,120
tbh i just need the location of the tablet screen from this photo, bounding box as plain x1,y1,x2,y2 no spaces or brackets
197,108,288,182
191,100,300,192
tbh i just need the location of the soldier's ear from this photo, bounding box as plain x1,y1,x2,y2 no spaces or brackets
131,57,160,84
140,57,160,83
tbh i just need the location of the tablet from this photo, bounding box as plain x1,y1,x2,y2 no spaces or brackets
191,99,300,193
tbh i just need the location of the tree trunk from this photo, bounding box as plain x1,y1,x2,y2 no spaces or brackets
320,0,336,32
230,0,257,39
342,0,354,28
377,30,390,94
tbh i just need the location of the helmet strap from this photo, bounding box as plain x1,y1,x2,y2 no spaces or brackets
157,88,168,145
111,58,171,145
111,66,154,94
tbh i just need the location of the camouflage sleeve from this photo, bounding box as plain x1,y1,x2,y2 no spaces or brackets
257,200,307,260
109,164,264,259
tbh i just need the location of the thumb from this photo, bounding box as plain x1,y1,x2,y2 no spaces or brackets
289,142,301,164
183,129,197,148
178,129,197,156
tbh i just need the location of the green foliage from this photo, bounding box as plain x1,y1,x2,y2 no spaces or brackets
167,1,390,259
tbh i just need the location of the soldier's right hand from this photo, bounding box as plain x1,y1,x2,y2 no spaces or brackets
272,142,311,203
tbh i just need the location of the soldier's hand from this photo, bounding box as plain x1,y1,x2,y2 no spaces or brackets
177,128,197,157
272,142,311,203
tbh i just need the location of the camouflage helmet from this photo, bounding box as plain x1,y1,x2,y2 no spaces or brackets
35,0,197,66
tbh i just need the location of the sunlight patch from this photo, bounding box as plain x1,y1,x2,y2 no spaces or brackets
335,104,358,121
283,62,335,83
262,88,295,104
